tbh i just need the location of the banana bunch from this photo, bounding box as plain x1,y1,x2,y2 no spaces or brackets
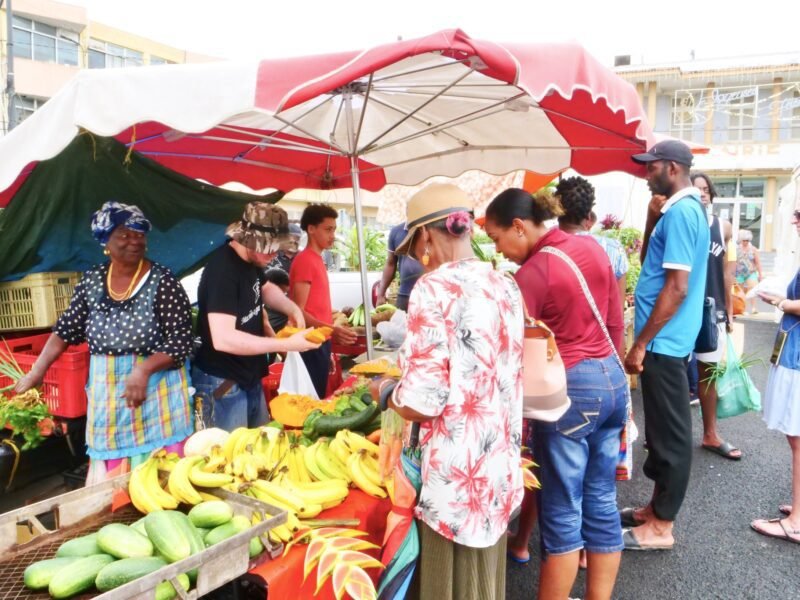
128,455,179,514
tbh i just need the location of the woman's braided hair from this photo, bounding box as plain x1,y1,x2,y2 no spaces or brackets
555,176,595,226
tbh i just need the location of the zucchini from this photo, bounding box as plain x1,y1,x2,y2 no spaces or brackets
204,515,250,546
95,557,167,592
155,573,191,600
97,523,153,559
302,410,324,439
312,403,378,437
188,501,233,528
24,557,82,590
144,511,192,563
348,395,368,412
55,533,101,558
48,554,115,598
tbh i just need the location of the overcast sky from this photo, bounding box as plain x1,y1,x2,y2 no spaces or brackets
64,0,797,66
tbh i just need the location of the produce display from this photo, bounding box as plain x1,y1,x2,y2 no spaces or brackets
343,304,396,329
299,381,381,439
22,497,261,598
126,427,389,548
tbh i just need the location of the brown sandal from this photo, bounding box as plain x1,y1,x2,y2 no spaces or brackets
750,518,800,544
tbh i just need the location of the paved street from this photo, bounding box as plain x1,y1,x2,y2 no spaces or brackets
506,318,800,600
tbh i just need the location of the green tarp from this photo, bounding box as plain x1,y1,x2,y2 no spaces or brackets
0,134,282,281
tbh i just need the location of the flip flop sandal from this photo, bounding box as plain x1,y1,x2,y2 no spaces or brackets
779,505,792,516
506,550,530,565
750,518,800,544
622,528,674,551
702,441,742,460
619,507,645,528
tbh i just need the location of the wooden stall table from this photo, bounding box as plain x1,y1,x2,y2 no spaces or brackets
247,490,393,599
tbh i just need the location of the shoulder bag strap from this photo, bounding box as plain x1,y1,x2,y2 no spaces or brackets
539,246,625,374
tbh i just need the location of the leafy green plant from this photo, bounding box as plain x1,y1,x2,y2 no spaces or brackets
0,392,52,450
335,225,387,271
599,226,644,294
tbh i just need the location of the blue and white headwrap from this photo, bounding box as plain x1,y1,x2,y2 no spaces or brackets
90,201,152,245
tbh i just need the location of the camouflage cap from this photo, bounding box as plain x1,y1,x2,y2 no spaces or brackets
225,202,296,254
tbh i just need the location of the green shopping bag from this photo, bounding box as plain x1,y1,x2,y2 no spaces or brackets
715,336,762,419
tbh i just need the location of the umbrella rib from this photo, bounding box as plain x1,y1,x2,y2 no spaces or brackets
362,94,469,147
364,91,527,155
184,133,341,156
353,73,374,152
138,150,323,179
359,67,477,153
534,104,647,149
362,143,643,173
269,111,349,155
373,87,531,104
370,56,474,83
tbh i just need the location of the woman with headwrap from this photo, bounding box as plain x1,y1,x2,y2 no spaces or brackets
15,201,195,481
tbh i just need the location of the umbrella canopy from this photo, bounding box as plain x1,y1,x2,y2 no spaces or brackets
0,29,653,206
0,29,654,355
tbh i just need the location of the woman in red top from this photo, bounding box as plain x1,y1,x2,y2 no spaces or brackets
484,188,627,600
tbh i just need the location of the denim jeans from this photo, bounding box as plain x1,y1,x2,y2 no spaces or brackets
191,366,269,431
533,355,628,555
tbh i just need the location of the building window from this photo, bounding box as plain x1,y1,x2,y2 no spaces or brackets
792,91,800,140
13,95,45,124
12,16,79,66
149,56,172,66
88,40,144,68
727,94,756,142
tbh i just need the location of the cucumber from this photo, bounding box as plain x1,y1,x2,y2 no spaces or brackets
363,411,382,434
24,557,82,590
97,523,153,559
302,409,324,439
48,554,115,598
204,515,251,546
312,403,378,437
169,510,205,582
144,511,192,564
155,573,191,600
188,501,233,528
130,517,148,536
95,557,168,592
249,536,264,558
55,533,101,558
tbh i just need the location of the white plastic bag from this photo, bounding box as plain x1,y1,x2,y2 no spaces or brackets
745,275,791,299
376,310,408,349
278,351,320,399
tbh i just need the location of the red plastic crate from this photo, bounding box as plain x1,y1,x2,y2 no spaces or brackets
0,333,89,418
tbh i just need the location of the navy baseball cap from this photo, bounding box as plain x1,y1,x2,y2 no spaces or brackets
632,140,693,167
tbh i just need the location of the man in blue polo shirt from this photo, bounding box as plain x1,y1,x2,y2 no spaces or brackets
621,140,709,551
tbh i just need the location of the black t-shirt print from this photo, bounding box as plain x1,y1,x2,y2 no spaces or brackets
196,244,267,388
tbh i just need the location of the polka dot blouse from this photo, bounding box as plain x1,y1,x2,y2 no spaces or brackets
54,262,193,366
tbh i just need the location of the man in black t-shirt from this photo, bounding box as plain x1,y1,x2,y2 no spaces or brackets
192,202,320,430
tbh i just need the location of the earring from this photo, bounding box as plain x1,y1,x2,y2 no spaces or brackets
421,246,430,267
517,230,523,238
103,248,110,256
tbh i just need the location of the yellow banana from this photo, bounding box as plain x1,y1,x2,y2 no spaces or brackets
128,462,162,514
347,452,387,498
343,430,380,456
355,450,383,489
168,456,204,505
315,442,350,481
142,459,179,509
234,428,261,459
252,479,308,514
281,479,349,506
272,523,294,543
320,497,345,510
198,490,220,502
243,455,260,482
329,437,352,466
203,445,227,472
189,461,234,488
304,442,328,482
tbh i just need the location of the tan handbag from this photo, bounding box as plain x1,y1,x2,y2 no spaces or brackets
521,317,571,422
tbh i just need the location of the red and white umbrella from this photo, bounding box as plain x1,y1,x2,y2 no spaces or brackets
0,29,654,355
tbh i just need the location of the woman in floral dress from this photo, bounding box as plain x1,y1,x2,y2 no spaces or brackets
370,183,525,600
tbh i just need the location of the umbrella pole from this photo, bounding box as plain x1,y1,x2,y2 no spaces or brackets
344,91,375,360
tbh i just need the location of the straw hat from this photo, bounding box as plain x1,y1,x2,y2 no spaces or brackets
394,183,473,256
